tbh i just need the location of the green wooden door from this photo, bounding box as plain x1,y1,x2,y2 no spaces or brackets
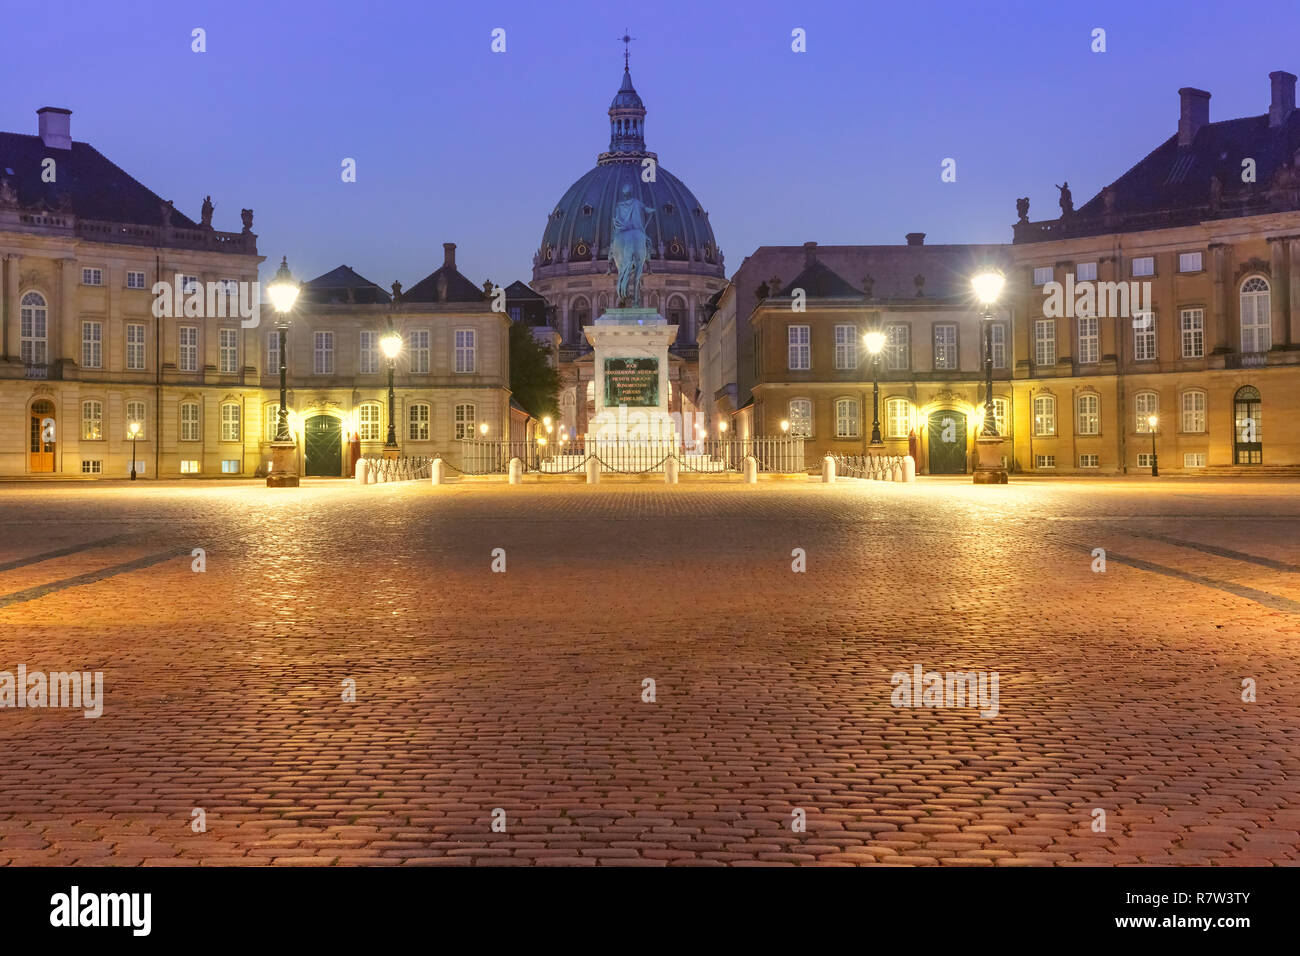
927,410,967,474
304,415,342,476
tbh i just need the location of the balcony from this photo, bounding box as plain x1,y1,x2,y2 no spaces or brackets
1226,352,1268,369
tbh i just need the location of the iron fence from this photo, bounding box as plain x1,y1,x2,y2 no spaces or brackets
358,456,435,482
833,453,908,480
453,436,807,475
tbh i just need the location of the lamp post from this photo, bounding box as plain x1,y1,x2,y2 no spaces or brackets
127,421,141,480
1148,414,1159,476
380,325,402,454
863,329,885,445
970,270,1008,484
265,256,301,487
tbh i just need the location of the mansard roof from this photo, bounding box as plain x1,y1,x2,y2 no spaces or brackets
301,265,391,305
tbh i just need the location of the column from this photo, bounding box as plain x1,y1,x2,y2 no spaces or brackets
1209,243,1229,352
1268,237,1287,348
1288,238,1300,346
3,254,18,360
58,257,77,372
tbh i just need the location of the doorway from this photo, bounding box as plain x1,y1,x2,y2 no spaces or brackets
1233,386,1262,464
29,400,55,473
304,415,342,476
927,409,968,474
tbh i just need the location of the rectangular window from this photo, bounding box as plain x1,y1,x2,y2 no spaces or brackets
1033,396,1056,436
1137,453,1154,468
180,275,199,294
81,400,103,440
126,400,146,438
126,323,146,370
265,405,283,440
219,328,239,374
1034,320,1056,366
1078,316,1099,364
313,331,335,375
788,399,813,438
81,267,103,286
1178,252,1203,273
1035,454,1056,469
1079,454,1100,468
990,324,1007,369
508,306,522,322
409,329,431,374
126,271,146,289
1180,308,1204,358
178,326,198,372
80,459,103,474
455,329,477,373
933,324,957,370
886,399,910,439
1183,452,1206,468
834,325,858,370
220,403,241,441
267,331,281,374
885,324,909,371
1181,391,1206,433
1131,256,1155,277
358,404,382,442
787,325,810,370
1076,394,1100,435
992,397,1008,436
835,398,859,438
1135,392,1159,432
454,403,476,440
131,460,147,476
180,459,200,474
1076,262,1097,282
1133,313,1155,361
221,459,240,474
359,330,378,374
1032,266,1053,286
408,403,430,441
180,402,200,441
81,321,102,368
218,278,238,297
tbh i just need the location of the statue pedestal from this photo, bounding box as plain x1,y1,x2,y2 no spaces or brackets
973,435,1008,484
266,440,299,488
584,309,679,448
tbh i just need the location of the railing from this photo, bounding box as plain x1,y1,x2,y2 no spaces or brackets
833,453,909,480
452,436,808,475
357,456,435,482
24,364,49,380
1226,352,1269,369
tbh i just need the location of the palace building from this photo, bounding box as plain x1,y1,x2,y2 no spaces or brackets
530,48,726,440
0,107,509,478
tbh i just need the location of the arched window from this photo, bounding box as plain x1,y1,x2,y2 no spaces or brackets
1180,389,1207,433
666,295,686,328
407,402,430,441
1134,391,1159,432
572,297,590,329
1033,394,1056,436
1076,393,1100,435
81,400,103,440
1234,386,1262,464
1240,277,1271,353
357,402,382,441
20,292,48,367
885,398,911,439
179,400,200,441
454,403,476,440
220,402,241,442
835,398,859,438
788,398,813,438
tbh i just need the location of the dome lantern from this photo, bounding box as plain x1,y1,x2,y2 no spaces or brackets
608,34,647,155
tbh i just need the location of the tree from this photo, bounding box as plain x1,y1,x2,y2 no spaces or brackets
508,321,561,419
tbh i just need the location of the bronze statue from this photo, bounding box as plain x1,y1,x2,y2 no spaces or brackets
1016,197,1030,223
609,183,655,306
1056,182,1073,216
200,195,214,228
390,280,403,303
241,208,254,233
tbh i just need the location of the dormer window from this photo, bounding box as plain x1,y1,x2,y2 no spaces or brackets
663,202,675,215
582,204,593,216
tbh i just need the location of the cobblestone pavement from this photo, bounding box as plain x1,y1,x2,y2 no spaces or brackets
1,476,1298,866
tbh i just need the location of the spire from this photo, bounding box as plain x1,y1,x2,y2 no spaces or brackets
608,33,646,154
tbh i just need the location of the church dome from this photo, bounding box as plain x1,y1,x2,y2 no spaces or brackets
534,61,723,280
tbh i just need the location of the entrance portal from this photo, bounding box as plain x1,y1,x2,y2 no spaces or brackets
1233,385,1262,464
304,415,342,476
927,409,968,474
29,400,55,473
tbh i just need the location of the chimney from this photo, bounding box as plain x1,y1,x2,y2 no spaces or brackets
1270,71,1297,127
802,240,818,264
443,242,457,271
1177,88,1210,146
37,107,72,150
905,232,926,246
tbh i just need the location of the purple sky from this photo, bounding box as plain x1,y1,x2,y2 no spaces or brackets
7,0,1300,288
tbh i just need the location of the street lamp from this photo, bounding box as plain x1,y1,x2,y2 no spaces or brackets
970,270,1008,484
479,422,489,438
127,421,141,480
1147,414,1159,476
265,256,301,487
380,325,402,450
780,419,789,433
863,329,886,445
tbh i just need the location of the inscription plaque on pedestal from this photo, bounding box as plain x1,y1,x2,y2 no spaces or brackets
603,357,659,407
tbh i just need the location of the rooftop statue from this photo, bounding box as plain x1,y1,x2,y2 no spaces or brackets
609,183,654,307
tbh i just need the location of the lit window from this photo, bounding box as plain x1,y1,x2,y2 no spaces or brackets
1183,452,1206,467
178,326,198,372
1134,392,1158,432
1034,320,1056,366
313,331,335,374
787,325,810,370
264,405,283,440
1133,313,1155,361
82,321,102,369
885,324,909,371
1181,390,1206,433
1035,454,1056,469
455,329,476,373
221,459,240,474
1079,454,1100,468
454,403,476,439
885,398,911,439
409,329,430,374
1076,394,1100,435
220,402,241,441
1240,277,1271,353
834,325,858,370
835,398,859,438
126,323,146,370
126,400,146,439
1131,257,1155,277
180,401,200,441
788,399,813,438
219,328,239,374
180,459,200,474
991,397,1009,436
933,324,957,370
1033,395,1056,436
1178,252,1203,273
81,400,103,440
81,459,103,474
358,403,382,441
408,403,430,441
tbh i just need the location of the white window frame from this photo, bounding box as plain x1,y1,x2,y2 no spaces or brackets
1032,266,1053,286
834,325,858,370
126,400,147,439
1078,316,1099,364
990,323,1007,369
835,398,859,439
220,402,241,442
264,404,283,441
81,400,103,440
885,398,911,439
219,328,239,374
1134,392,1158,432
81,320,102,369
455,329,477,373
1131,256,1155,277
884,324,909,371
788,398,813,438
313,331,335,375
991,397,1009,436
1181,390,1207,433
1180,308,1204,358
178,326,198,372
1034,319,1056,367
358,403,382,442
409,329,431,374
126,322,146,370
1033,394,1056,436
1178,252,1203,273
1076,262,1097,282
20,292,49,366
1240,277,1271,353
787,325,810,370
180,401,201,441
1079,454,1100,468
1035,454,1056,469
359,330,378,374
454,402,477,440
126,270,147,290
1133,313,1155,361
180,459,200,474
1076,393,1100,435
267,331,281,375
933,324,957,370
81,267,103,286
407,402,430,441
180,275,200,295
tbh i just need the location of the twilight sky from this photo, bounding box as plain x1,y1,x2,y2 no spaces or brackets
7,0,1300,288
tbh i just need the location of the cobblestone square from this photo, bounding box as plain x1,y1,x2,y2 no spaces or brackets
1,477,1298,866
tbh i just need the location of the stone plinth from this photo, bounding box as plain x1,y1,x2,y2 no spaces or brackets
973,435,1008,484
584,308,679,444
266,440,299,488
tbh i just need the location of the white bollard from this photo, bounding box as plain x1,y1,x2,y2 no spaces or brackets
903,456,916,482
354,460,369,485
892,463,903,482
586,457,600,484
508,457,523,484
431,458,445,485
822,455,836,483
664,457,679,484
743,455,758,484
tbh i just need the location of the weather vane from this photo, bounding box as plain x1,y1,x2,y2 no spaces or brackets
620,31,635,70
